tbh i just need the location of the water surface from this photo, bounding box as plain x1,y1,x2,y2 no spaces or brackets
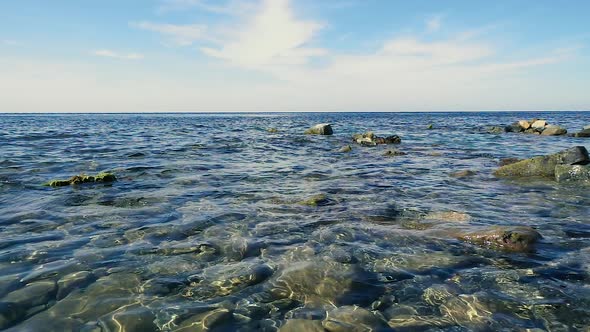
1,112,589,331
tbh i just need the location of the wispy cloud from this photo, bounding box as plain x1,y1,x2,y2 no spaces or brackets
2,39,21,46
132,21,208,46
200,0,326,67
426,15,443,33
92,49,144,60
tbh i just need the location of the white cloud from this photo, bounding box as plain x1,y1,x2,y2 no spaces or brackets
426,15,442,33
2,39,20,46
92,50,144,60
200,0,326,67
132,22,208,46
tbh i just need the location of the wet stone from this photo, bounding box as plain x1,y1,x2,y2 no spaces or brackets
270,261,383,306
424,211,471,223
2,280,57,309
279,319,325,332
98,305,158,332
57,270,93,300
457,226,542,252
322,306,390,332
338,145,352,153
173,308,232,332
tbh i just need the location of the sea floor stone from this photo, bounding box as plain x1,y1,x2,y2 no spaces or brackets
279,319,325,332
322,306,390,332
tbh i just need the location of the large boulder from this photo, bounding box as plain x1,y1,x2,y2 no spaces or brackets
305,124,333,135
555,165,590,182
494,146,589,177
531,120,547,130
457,226,542,252
540,125,567,136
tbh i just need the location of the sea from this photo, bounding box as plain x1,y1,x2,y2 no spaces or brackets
0,112,589,331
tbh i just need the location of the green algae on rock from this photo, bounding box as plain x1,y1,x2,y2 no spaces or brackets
297,194,330,206
45,172,117,187
555,165,590,183
494,146,589,178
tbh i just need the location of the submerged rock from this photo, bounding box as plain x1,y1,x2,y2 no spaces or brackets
486,126,505,134
267,128,279,133
270,261,383,306
305,124,333,135
322,306,390,332
45,172,116,187
279,319,324,332
424,211,471,223
450,170,476,178
383,149,406,157
494,146,590,177
338,145,353,153
555,165,590,183
298,194,330,207
457,226,542,252
173,308,231,332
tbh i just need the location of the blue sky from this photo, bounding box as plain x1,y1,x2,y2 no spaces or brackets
1,0,589,112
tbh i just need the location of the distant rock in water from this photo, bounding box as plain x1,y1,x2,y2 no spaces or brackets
268,128,279,133
500,118,567,136
45,172,117,187
494,146,589,178
297,194,331,206
457,226,542,252
570,127,590,138
450,170,476,178
383,149,406,157
338,145,352,153
352,132,401,146
305,124,333,135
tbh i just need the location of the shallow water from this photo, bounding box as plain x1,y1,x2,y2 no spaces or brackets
0,112,589,331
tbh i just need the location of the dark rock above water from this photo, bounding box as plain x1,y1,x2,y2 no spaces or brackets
494,146,589,178
352,132,401,146
570,128,590,138
457,226,542,252
305,124,333,135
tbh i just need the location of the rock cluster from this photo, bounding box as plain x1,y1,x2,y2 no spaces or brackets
352,132,401,146
504,118,567,136
494,146,589,179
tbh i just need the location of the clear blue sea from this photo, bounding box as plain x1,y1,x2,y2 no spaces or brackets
1,112,589,331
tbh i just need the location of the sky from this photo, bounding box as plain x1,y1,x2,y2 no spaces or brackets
1,0,589,112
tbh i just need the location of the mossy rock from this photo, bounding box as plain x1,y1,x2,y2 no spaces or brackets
494,146,589,178
297,194,330,206
45,172,117,187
